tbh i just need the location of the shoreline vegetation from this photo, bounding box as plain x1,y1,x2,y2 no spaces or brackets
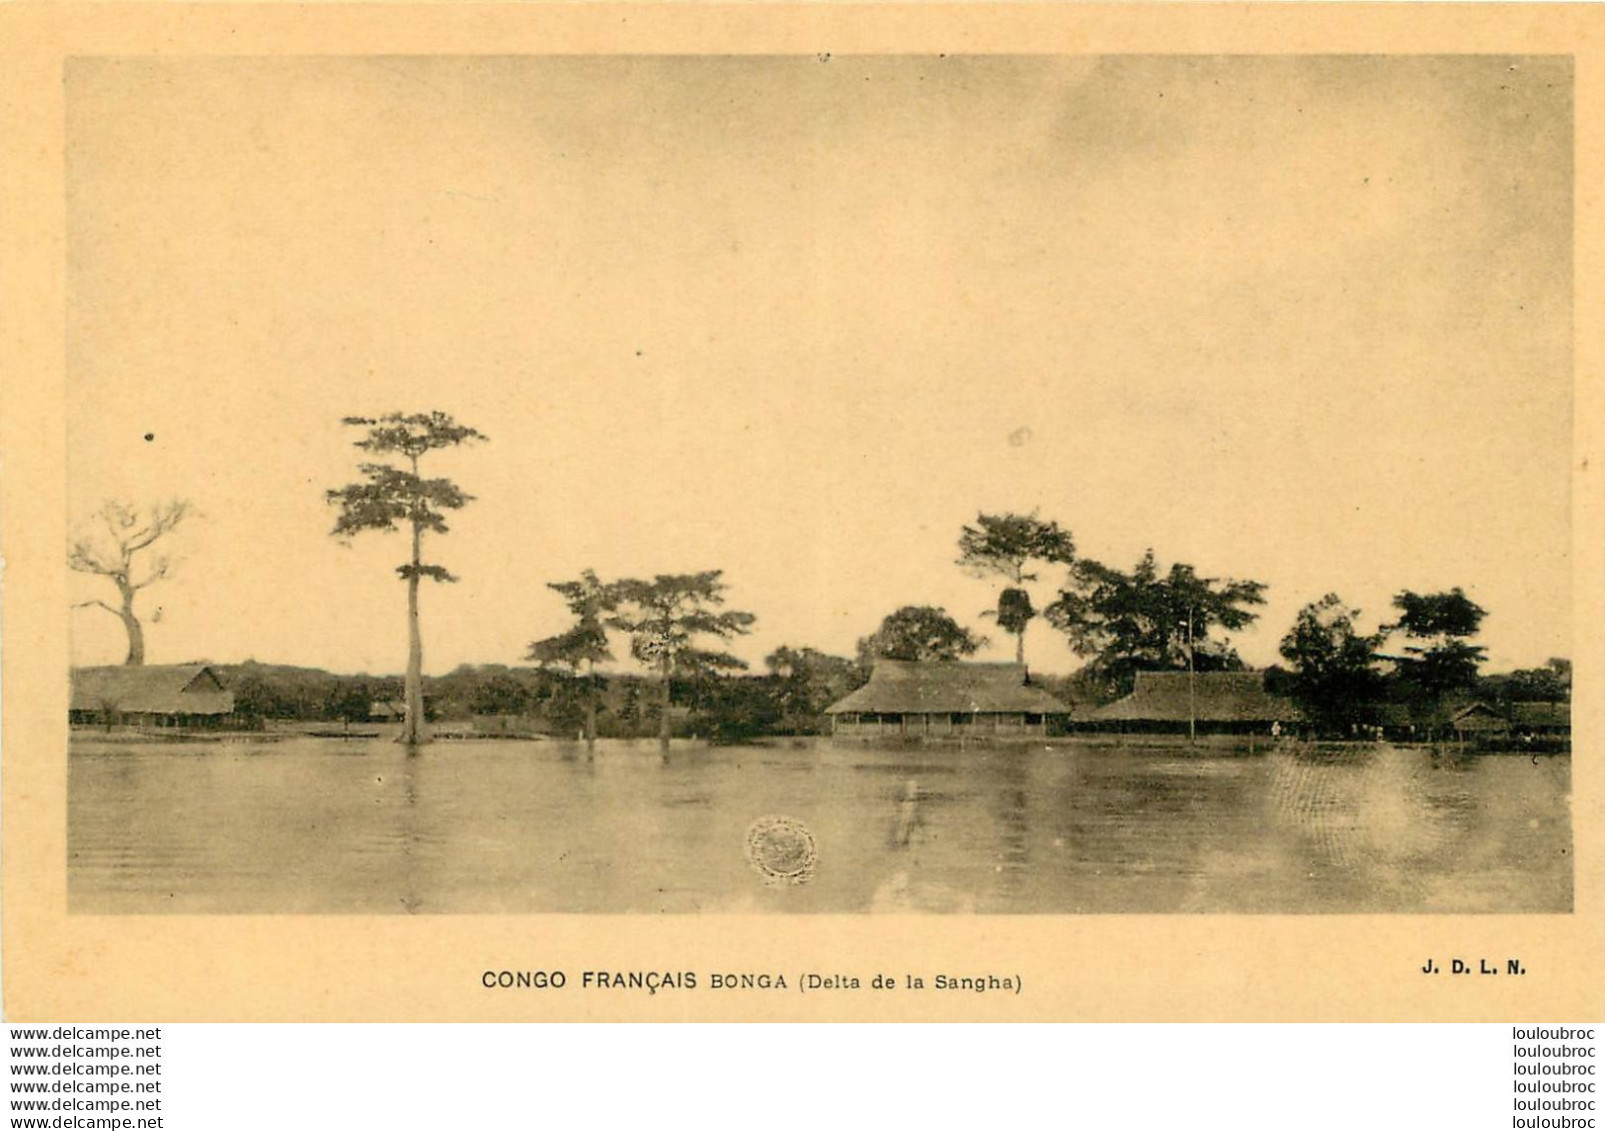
68,704,1569,757
66,728,1571,757
68,415,1570,753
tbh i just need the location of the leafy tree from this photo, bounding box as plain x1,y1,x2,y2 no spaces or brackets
230,673,286,725
1045,550,1266,694
69,499,190,665
326,412,486,746
613,679,645,734
608,572,756,753
856,605,987,666
1278,594,1385,734
531,673,590,737
664,649,752,743
685,676,784,744
323,681,373,732
527,570,617,752
425,664,546,721
220,661,335,721
1384,587,1488,705
1480,658,1570,714
1508,658,1571,702
956,512,1076,663
764,645,865,731
466,673,533,717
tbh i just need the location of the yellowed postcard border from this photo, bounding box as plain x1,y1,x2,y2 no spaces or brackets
2,3,1601,1022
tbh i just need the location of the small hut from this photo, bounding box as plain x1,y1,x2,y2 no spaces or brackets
1450,701,1510,742
69,664,235,729
1083,671,1301,736
368,699,407,723
824,660,1068,740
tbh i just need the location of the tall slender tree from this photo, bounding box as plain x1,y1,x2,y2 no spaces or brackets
956,512,1076,663
326,412,486,746
527,569,617,755
607,572,756,754
69,499,190,665
1383,587,1488,706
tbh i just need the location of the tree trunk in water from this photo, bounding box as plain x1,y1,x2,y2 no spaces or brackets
401,519,427,747
118,581,144,666
584,660,598,758
658,651,672,756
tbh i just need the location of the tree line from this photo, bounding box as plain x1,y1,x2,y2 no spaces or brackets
218,654,856,747
70,414,1568,746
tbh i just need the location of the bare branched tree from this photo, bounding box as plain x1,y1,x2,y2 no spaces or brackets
69,500,191,666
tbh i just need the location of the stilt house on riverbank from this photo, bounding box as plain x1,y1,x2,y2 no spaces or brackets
69,664,235,729
825,659,1069,740
1082,670,1301,735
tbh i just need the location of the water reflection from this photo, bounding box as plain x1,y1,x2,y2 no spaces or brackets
67,737,1572,915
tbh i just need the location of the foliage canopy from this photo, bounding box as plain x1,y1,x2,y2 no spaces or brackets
856,605,987,665
1046,549,1265,692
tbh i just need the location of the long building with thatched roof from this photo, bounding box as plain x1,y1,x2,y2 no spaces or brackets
825,659,1068,740
1508,702,1571,735
1083,670,1301,735
1451,700,1571,742
70,664,235,728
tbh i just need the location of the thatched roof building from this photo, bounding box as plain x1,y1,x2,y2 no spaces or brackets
1449,701,1507,735
825,660,1067,740
1084,671,1301,733
70,664,234,726
1508,702,1570,733
1453,700,1570,737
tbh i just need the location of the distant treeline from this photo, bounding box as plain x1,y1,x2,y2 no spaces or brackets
218,651,867,743
216,650,1569,743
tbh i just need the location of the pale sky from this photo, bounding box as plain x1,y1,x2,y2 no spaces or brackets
66,55,1572,676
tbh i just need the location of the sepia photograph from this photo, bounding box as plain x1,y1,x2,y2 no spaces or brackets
61,52,1573,919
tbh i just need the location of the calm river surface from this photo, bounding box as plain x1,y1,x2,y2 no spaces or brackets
68,736,1572,914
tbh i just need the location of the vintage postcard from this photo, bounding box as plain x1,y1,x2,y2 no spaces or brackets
2,4,1601,1021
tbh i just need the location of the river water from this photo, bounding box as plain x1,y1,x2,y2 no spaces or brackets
67,736,1572,914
